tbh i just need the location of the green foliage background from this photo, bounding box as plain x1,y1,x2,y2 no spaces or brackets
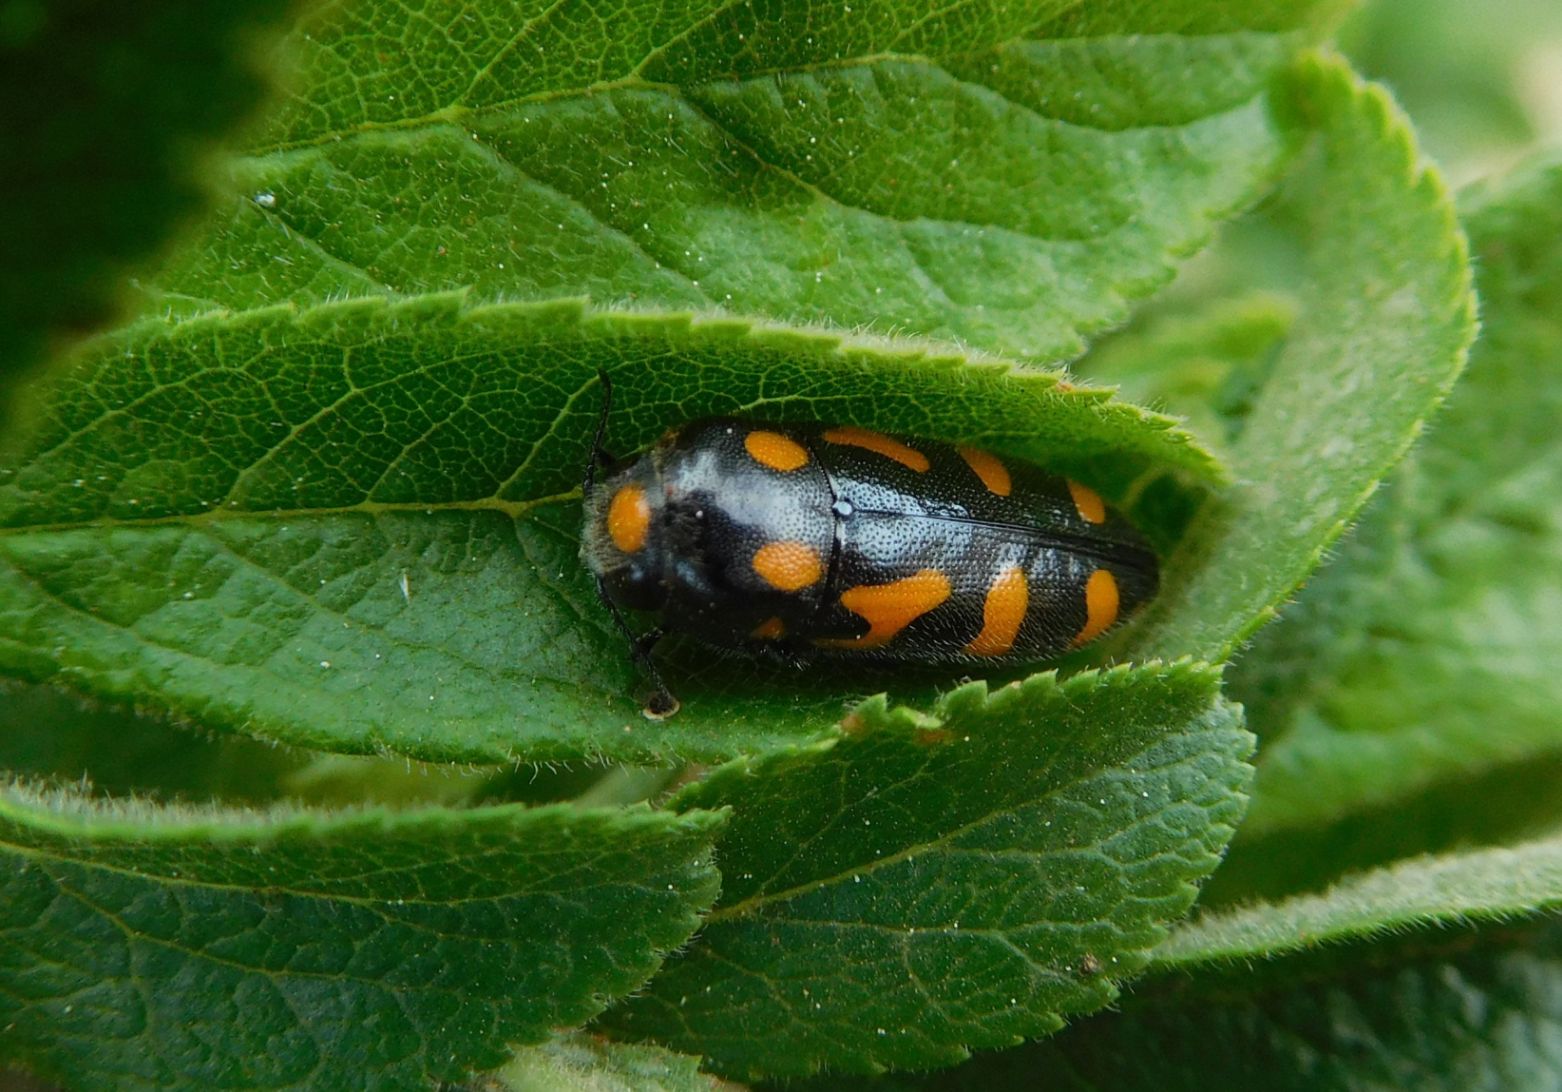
2,0,1561,1088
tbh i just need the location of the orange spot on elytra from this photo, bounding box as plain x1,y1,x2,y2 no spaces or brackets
607,484,651,552
752,541,823,592
750,616,787,640
1068,480,1106,525
965,565,1028,656
1071,569,1120,647
822,426,930,472
817,569,951,649
958,446,1012,497
745,430,809,472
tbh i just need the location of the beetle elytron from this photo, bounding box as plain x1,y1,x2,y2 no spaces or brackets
581,376,1158,717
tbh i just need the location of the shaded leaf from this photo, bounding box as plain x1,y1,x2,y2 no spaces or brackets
0,786,722,1091
0,682,593,811
907,917,1562,1092
602,662,1250,1079
0,0,295,394
896,837,1562,1090
0,296,1216,764
0,682,306,805
1201,744,1562,909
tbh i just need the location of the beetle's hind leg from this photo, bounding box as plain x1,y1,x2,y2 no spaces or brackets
632,627,680,719
593,576,680,719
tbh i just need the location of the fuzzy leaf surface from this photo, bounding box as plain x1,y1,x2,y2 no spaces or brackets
0,296,1216,764
1215,155,1562,899
143,1,1340,362
911,919,1562,1091
1078,293,1297,458
0,788,722,1091
602,662,1250,1078
1157,835,1562,970
901,838,1562,1090
1126,55,1475,662
488,1035,719,1092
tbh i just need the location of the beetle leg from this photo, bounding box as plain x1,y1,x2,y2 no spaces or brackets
751,641,813,672
632,628,680,719
594,576,680,718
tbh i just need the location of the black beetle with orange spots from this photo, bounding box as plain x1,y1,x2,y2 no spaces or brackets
580,375,1158,718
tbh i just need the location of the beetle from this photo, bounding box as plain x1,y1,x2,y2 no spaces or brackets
580,375,1158,717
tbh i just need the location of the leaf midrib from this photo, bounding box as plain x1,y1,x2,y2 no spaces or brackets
0,822,685,909
0,493,575,537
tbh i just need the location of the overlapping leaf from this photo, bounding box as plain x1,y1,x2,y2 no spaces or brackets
901,837,1562,1089
916,920,1562,1091
1125,54,1476,662
1157,835,1562,969
1077,293,1297,460
144,0,1342,362
0,785,722,1091
0,297,1217,764
1211,154,1562,900
602,662,1250,1078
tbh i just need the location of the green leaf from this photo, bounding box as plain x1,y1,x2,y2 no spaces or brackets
601,662,1251,1079
0,0,295,393
0,295,1216,765
0,682,308,805
0,682,604,811
905,917,1562,1091
1199,739,1562,909
896,839,1562,1090
1157,834,1562,970
489,1035,719,1092
0,786,723,1091
1125,54,1476,662
1214,154,1562,899
1077,292,1297,456
1340,0,1562,172
1067,293,1296,557
1219,469,1416,749
144,1,1337,362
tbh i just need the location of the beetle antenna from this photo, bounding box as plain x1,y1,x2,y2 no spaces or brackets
596,579,679,718
583,370,614,500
